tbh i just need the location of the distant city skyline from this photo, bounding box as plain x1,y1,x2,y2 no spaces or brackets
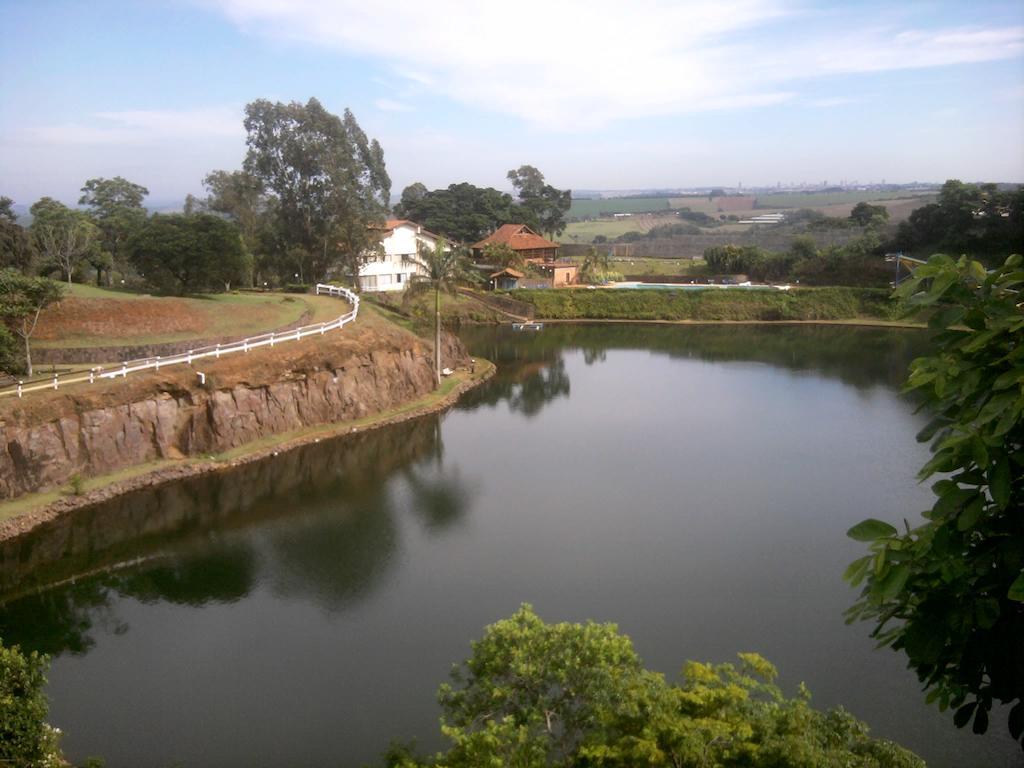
2,0,1022,206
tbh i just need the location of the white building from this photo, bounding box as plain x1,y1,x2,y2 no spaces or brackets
358,219,437,292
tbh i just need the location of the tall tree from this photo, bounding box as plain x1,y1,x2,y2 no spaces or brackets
0,269,64,377
850,201,890,227
394,182,516,243
0,197,34,274
407,237,477,387
79,176,149,285
507,165,572,238
243,98,390,283
202,169,277,285
846,254,1024,748
579,246,611,284
29,198,99,284
0,196,16,222
395,181,428,214
127,213,249,295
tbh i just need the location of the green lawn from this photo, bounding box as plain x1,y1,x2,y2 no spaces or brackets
561,219,657,243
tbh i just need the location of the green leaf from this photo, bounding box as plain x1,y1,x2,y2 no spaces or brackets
878,564,910,600
992,370,1023,390
914,272,958,305
843,556,872,586
1009,571,1024,602
989,458,1011,510
968,260,989,282
956,497,985,531
993,402,1021,437
847,519,898,542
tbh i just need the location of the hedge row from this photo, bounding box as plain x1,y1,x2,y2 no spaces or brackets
510,287,900,322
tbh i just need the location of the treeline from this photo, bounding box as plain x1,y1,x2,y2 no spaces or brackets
893,179,1023,262
703,234,891,286
393,165,571,242
0,98,390,296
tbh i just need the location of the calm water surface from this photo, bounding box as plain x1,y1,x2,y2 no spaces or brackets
1,324,1020,767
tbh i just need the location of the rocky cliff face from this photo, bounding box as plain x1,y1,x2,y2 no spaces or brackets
0,322,467,500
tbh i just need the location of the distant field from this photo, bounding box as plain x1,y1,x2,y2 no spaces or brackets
36,284,317,348
561,216,666,243
568,197,676,219
668,196,754,214
812,196,933,223
753,190,932,209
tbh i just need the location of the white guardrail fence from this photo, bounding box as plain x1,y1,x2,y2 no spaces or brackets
0,284,359,399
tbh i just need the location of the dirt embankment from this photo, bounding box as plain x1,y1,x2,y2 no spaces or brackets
0,316,468,502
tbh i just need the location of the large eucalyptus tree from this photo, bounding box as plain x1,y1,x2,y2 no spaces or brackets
242,98,390,283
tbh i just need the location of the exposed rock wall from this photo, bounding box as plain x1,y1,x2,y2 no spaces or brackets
0,325,467,500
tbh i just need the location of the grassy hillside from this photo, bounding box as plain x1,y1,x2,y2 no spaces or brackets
35,285,339,348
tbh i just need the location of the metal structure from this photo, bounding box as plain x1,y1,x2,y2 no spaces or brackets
0,284,359,399
884,252,927,286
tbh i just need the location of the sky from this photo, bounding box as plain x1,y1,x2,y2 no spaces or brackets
1,0,1023,205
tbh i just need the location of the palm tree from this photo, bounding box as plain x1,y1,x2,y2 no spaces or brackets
579,246,611,284
406,237,477,387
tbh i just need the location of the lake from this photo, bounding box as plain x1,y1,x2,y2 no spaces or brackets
1,324,1019,767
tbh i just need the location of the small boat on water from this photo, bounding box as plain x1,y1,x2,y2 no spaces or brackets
512,322,544,331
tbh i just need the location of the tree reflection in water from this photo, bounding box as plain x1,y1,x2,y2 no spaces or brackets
0,414,472,654
459,323,931,394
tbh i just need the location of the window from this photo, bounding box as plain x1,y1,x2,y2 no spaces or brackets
396,273,403,284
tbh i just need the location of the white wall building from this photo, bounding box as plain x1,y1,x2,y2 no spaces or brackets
358,219,436,292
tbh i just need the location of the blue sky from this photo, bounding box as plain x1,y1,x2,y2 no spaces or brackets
1,0,1022,205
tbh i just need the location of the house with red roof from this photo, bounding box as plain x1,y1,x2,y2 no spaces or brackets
471,224,559,262
359,219,438,292
471,224,577,287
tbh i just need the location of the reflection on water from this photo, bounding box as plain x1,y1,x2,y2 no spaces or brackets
459,322,929,397
0,416,462,652
3,323,1019,768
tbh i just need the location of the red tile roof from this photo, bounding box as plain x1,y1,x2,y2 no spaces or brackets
472,224,558,252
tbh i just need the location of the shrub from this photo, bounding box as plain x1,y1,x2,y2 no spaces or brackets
0,640,62,767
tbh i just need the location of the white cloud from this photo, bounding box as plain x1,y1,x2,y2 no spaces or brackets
33,107,244,147
198,0,1024,129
